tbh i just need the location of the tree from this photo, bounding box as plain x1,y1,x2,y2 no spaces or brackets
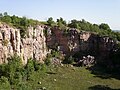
47,17,55,26
20,16,29,27
68,19,80,29
0,13,3,18
99,23,111,30
57,17,66,26
3,12,8,16
1,16,12,23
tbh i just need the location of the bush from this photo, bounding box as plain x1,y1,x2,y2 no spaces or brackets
0,64,9,77
0,54,50,89
25,58,35,73
33,60,46,71
25,58,35,80
44,54,52,66
40,64,47,72
6,54,23,85
7,54,23,73
0,76,10,89
64,56,74,64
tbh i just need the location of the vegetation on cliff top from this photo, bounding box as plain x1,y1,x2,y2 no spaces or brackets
0,12,120,41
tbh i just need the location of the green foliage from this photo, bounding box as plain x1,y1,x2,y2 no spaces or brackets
0,12,119,41
7,54,23,73
0,12,41,38
7,54,23,85
99,23,110,30
25,58,35,73
64,56,74,64
0,64,9,77
40,64,47,72
56,17,67,30
71,20,80,29
0,54,52,89
51,50,60,57
25,58,35,80
1,16,12,24
33,60,42,71
44,54,52,66
47,17,55,26
0,76,10,89
0,54,120,89
57,17,66,26
68,19,120,41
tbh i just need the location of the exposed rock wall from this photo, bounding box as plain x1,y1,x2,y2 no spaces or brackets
79,31,116,60
0,23,47,64
0,23,117,64
46,27,116,60
47,27,80,55
22,26,47,64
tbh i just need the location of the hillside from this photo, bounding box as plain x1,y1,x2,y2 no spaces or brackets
0,12,120,89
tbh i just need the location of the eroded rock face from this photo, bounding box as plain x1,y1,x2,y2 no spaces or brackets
79,31,116,60
0,23,117,64
46,27,80,55
21,26,47,64
0,24,47,64
47,27,116,60
0,24,19,63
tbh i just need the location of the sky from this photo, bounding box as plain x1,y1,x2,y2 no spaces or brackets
0,0,120,30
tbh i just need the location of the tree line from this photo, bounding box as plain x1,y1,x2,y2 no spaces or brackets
0,12,120,41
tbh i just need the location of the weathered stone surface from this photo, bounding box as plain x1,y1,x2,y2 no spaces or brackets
47,27,80,55
0,24,47,64
21,25,47,64
79,31,116,60
46,27,116,61
77,55,95,67
0,23,117,64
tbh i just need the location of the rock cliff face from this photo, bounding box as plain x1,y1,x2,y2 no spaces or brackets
0,23,117,64
79,31,116,60
46,27,80,54
0,23,47,64
46,27,116,60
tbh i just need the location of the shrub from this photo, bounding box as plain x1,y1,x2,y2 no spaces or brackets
7,54,23,73
33,60,46,71
64,56,74,64
0,64,9,77
6,54,23,85
25,58,35,80
40,64,47,72
0,76,10,89
25,58,35,73
44,54,52,66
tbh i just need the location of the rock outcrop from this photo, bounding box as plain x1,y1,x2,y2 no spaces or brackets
79,31,116,60
46,27,116,60
46,27,80,55
0,23,117,64
0,23,47,64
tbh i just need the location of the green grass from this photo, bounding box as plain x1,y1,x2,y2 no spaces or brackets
22,65,120,90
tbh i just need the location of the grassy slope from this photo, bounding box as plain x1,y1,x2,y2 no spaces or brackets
25,65,120,90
